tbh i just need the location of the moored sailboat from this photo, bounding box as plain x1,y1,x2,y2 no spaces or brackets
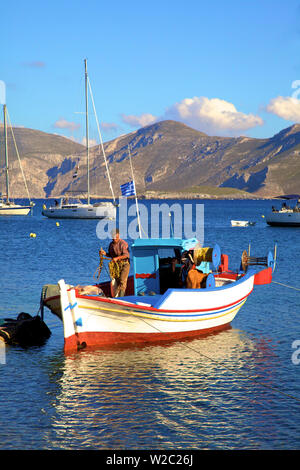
42,59,116,220
265,194,300,227
0,104,34,216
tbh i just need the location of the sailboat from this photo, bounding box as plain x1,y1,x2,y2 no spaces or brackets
0,104,34,216
42,59,116,220
265,195,300,227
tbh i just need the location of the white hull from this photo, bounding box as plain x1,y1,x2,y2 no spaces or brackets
42,202,116,219
266,211,300,227
57,272,255,352
231,220,255,227
0,203,31,216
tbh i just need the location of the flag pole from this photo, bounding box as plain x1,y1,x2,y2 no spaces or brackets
128,145,142,238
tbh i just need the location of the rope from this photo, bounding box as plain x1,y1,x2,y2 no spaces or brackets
87,77,116,203
272,281,300,292
181,341,300,404
93,251,110,280
138,317,300,404
6,109,32,203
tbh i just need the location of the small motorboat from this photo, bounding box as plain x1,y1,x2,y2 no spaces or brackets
42,237,275,353
231,220,256,227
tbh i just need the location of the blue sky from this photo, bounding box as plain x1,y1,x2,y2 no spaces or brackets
2,0,300,144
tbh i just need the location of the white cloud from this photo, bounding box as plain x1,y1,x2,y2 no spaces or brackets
81,137,97,147
22,61,45,68
101,122,120,133
164,97,263,136
121,113,157,128
120,97,263,136
266,96,300,122
53,118,80,132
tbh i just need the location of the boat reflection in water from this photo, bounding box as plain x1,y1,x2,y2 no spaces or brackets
47,327,276,449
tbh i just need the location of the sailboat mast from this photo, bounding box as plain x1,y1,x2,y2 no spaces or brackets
3,104,9,201
84,59,90,204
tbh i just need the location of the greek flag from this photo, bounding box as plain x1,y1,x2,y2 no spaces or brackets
120,180,136,197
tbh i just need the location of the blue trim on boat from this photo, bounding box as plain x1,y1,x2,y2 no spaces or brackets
153,269,255,309
115,295,247,318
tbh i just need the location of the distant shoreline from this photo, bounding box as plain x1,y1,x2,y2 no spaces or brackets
36,193,270,201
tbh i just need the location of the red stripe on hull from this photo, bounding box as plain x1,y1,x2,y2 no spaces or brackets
64,322,231,353
77,288,253,314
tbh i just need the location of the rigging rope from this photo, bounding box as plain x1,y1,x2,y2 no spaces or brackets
87,78,116,203
6,110,32,202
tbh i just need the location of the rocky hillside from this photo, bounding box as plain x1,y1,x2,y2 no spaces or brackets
0,126,85,198
1,120,299,198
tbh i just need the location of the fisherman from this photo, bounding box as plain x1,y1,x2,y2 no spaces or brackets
100,228,130,297
179,251,194,287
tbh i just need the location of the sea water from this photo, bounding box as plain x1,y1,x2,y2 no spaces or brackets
0,198,299,450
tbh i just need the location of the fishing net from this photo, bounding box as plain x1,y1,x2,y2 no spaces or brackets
108,260,129,280
193,247,213,265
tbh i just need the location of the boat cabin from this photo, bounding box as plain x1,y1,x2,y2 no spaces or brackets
131,238,222,296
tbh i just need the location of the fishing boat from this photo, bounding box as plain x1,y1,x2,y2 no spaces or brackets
0,104,34,216
265,194,300,227
42,237,275,352
231,220,256,227
42,59,116,220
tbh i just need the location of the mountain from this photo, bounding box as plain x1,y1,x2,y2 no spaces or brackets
1,120,299,198
0,126,85,198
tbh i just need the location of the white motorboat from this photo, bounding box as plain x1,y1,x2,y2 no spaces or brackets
42,59,116,220
231,220,256,227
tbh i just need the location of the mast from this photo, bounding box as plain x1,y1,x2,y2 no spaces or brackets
3,104,9,201
84,59,90,204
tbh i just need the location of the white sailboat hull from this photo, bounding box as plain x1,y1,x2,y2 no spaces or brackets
42,202,116,219
266,211,300,227
0,203,31,216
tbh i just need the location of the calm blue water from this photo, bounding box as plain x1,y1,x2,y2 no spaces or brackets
0,198,299,450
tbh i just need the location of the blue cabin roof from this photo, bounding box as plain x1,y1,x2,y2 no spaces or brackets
131,237,199,250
